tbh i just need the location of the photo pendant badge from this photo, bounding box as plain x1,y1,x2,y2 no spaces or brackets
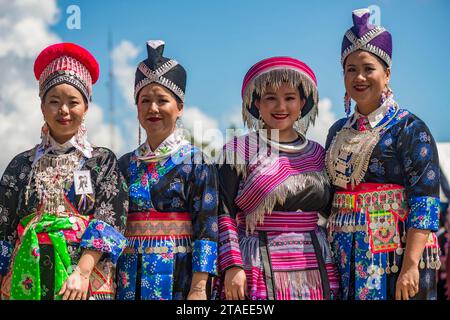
74,170,93,195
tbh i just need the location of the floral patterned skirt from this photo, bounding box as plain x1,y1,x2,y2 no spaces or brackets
116,238,196,300
333,233,437,300
116,210,216,300
329,183,439,300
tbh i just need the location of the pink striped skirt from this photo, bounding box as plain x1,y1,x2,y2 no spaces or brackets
215,211,340,300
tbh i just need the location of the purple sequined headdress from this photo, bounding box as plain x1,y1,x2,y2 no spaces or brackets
341,8,392,67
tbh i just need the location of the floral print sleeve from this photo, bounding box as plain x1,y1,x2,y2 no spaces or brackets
188,152,219,276
80,220,127,264
0,153,28,275
398,117,440,231
0,241,12,276
79,148,128,263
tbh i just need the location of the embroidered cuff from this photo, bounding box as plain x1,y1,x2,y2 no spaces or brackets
218,216,243,271
80,219,127,264
0,240,12,276
406,196,440,232
192,239,217,275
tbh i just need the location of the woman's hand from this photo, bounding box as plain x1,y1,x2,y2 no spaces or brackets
59,267,90,300
187,288,207,300
59,249,102,300
224,267,247,300
187,272,208,300
395,228,429,300
395,264,420,300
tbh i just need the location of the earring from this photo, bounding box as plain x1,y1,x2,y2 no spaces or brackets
78,114,87,135
41,122,49,139
296,113,307,134
344,92,352,117
71,116,85,145
386,84,393,97
258,115,265,129
176,117,183,129
138,124,141,146
381,84,394,105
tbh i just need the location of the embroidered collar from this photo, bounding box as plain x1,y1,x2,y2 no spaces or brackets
346,97,393,129
135,129,189,163
33,123,93,166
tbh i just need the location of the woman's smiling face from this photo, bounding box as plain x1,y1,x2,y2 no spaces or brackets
255,82,305,134
41,83,88,143
137,83,183,146
344,50,390,114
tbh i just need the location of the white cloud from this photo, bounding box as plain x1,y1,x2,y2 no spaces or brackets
85,102,124,152
0,0,123,174
0,0,59,58
182,106,223,151
111,40,140,107
437,142,450,181
437,142,450,201
306,98,338,147
221,105,244,129
110,40,141,156
123,116,140,150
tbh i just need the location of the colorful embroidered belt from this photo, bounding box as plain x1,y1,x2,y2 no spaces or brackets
236,211,319,232
329,183,407,254
332,183,409,217
125,211,193,238
17,213,91,245
329,182,440,271
124,210,193,254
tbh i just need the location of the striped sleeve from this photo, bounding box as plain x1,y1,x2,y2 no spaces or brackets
217,162,244,272
218,215,243,271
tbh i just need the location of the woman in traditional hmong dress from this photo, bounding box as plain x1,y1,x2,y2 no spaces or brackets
116,40,218,300
0,43,128,300
213,57,340,300
326,9,441,300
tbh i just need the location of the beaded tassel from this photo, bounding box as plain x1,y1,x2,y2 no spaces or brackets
344,92,352,117
33,151,82,215
138,124,142,146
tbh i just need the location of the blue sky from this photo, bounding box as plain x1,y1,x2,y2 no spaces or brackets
51,0,450,145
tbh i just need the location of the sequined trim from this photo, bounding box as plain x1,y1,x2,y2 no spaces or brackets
41,73,90,102
341,26,392,67
134,60,185,102
326,103,399,189
242,68,318,134
39,55,93,100
328,183,441,274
